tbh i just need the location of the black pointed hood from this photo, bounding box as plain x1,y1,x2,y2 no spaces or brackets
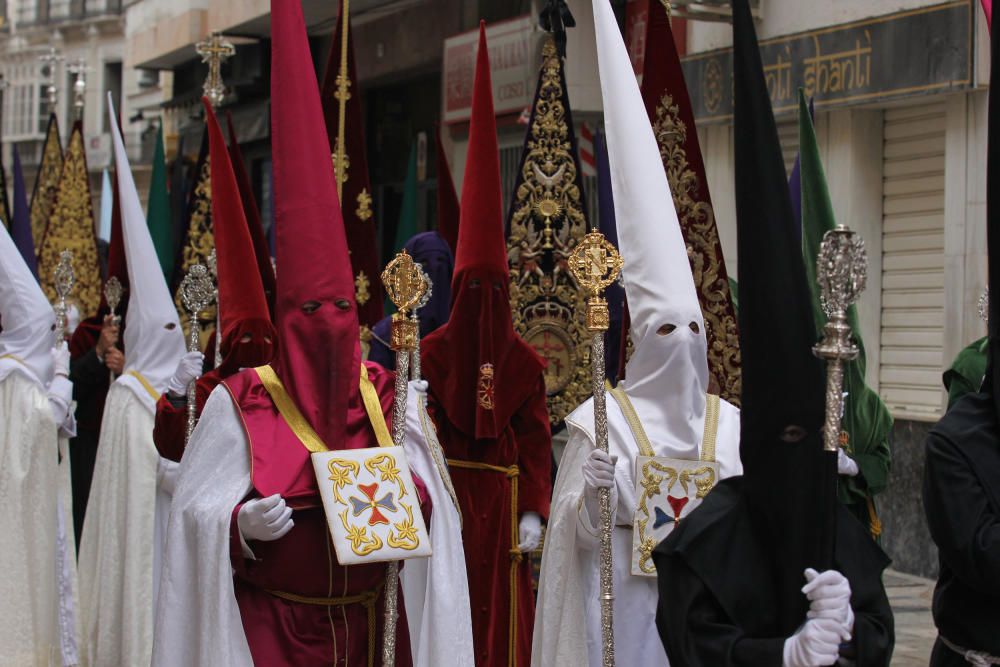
732,0,832,632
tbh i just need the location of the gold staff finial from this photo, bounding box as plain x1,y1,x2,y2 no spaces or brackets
567,229,622,667
196,31,235,108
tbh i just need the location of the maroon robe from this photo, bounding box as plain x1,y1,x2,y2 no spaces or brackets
425,375,551,667
222,361,424,666
152,370,222,463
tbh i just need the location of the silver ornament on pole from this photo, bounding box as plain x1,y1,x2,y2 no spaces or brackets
53,250,75,346
179,264,215,443
104,276,124,384
812,224,868,452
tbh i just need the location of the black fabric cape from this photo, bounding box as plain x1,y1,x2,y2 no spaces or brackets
923,391,1000,663
653,478,894,667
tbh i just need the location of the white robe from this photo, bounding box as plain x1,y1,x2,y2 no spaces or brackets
0,370,60,666
152,384,473,667
531,392,742,667
77,382,163,667
399,387,475,667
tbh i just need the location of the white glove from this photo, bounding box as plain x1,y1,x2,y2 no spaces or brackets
782,617,845,667
518,511,543,552
167,351,204,397
52,343,70,378
237,494,294,544
581,449,618,530
409,379,428,395
804,568,854,632
837,448,859,477
47,374,75,436
157,457,180,497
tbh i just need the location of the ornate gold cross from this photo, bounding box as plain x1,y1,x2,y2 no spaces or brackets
196,31,235,108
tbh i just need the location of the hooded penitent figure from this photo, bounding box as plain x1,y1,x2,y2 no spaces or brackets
152,2,469,665
420,23,552,667
0,218,76,665
651,2,894,665
369,230,454,370
531,2,741,664
923,3,1000,662
77,98,186,667
68,166,127,544
152,99,276,465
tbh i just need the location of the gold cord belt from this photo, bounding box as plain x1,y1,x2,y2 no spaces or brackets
446,458,521,667
265,585,382,667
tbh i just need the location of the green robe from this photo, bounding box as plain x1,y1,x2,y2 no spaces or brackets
943,336,988,409
799,93,892,540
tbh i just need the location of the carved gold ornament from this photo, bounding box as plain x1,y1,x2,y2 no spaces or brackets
653,93,741,405
568,231,623,333
37,127,101,317
173,154,217,350
355,270,371,305
507,37,591,425
30,117,63,252
356,188,373,221
382,250,429,353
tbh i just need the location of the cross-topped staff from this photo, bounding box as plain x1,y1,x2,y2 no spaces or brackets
179,264,215,444
568,230,623,667
53,250,75,346
39,47,64,116
379,249,429,667
104,276,124,385
196,31,235,109
67,59,89,121
332,0,352,200
812,224,868,454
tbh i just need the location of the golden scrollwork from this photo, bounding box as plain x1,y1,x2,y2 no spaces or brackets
386,502,421,550
652,93,741,405
173,154,217,350
365,453,406,498
340,508,384,557
507,37,590,425
328,457,362,504
30,116,63,252
37,127,101,317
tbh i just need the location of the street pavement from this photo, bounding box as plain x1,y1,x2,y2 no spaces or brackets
887,569,936,666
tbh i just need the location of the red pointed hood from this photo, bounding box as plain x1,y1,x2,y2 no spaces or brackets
204,98,276,376
422,23,545,439
271,0,359,446
225,111,277,318
436,129,460,254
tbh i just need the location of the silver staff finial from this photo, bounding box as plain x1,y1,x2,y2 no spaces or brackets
813,224,868,453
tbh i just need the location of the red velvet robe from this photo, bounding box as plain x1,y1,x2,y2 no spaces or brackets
152,371,223,462
426,376,552,667
222,361,423,666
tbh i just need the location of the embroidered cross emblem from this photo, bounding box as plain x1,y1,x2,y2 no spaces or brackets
349,482,397,526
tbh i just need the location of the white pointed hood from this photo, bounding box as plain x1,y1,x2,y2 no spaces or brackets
108,96,185,411
0,222,55,388
593,0,709,448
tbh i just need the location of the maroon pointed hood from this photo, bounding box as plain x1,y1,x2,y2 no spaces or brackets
422,23,545,439
271,0,360,446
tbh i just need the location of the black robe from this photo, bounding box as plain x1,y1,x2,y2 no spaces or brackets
653,478,894,666
923,391,1000,664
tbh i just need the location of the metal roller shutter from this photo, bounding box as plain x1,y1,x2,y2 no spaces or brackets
879,103,946,421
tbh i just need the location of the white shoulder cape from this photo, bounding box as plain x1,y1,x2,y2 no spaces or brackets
153,383,474,667
0,371,61,666
531,392,741,667
399,385,475,667
77,381,164,667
